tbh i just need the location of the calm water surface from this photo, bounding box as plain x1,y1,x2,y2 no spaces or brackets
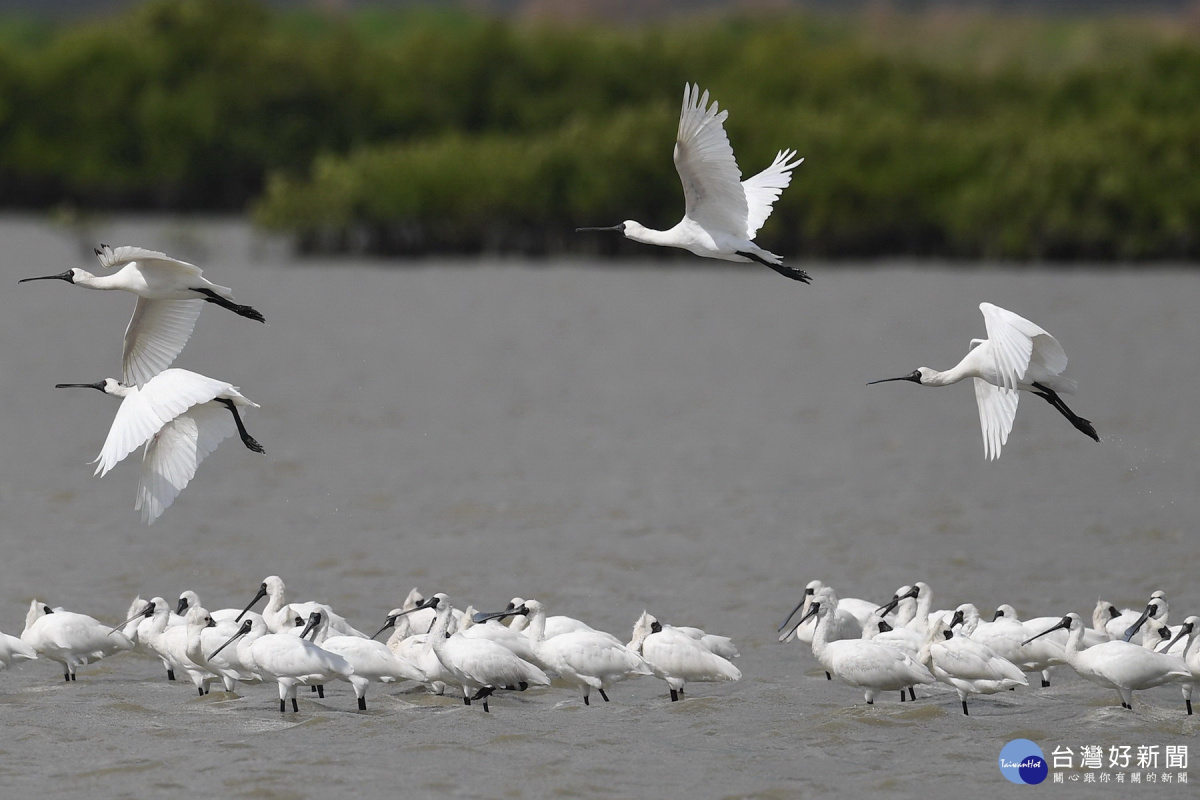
0,218,1196,798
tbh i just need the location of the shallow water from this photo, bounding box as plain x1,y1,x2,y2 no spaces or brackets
1,217,1197,798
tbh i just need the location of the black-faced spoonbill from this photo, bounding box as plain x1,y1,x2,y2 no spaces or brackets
627,612,740,701
21,244,264,387
576,84,810,283
867,302,1098,459
1118,590,1170,642
920,618,1027,715
56,369,264,524
300,610,425,711
494,599,650,706
20,600,133,681
785,590,935,706
1161,617,1198,714
1024,612,1189,710
235,575,368,638
953,604,1063,689
417,594,549,713
209,612,352,713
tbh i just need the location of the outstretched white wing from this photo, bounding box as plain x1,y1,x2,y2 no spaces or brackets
741,149,802,239
95,244,204,279
135,403,236,524
979,303,1065,390
94,369,233,477
973,378,1020,461
122,298,204,388
674,84,748,239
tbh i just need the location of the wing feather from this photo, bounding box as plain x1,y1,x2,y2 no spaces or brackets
973,378,1020,461
673,84,748,238
94,388,163,477
135,403,236,524
96,244,204,278
122,298,204,388
742,149,802,238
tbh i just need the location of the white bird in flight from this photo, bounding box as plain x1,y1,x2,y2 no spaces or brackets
56,368,264,523
576,83,809,283
21,244,264,387
868,302,1098,459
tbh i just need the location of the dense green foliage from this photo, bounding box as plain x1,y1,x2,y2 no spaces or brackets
3,1,1199,259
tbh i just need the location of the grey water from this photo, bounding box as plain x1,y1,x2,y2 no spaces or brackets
0,217,1196,798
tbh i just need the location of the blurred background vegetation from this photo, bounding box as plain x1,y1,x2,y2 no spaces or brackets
2,0,1199,260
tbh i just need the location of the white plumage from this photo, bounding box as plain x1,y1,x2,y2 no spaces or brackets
576,84,809,283
868,302,1098,459
20,599,132,681
21,243,264,387
56,369,263,524
628,612,740,701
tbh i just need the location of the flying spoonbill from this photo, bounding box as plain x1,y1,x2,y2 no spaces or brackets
21,244,264,387
56,369,264,523
576,84,809,283
1024,612,1189,710
868,303,1098,459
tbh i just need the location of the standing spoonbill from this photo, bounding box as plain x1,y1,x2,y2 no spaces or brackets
868,303,1098,460
576,84,809,283
235,575,368,638
56,369,264,524
301,610,425,711
1161,617,1199,714
627,612,740,701
209,611,352,713
785,590,935,706
921,618,1027,715
493,599,651,706
20,600,133,681
21,244,264,387
1024,613,1189,710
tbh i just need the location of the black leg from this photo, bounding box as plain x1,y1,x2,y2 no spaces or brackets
599,688,610,702
961,700,969,716
316,684,324,699
217,399,265,453
584,695,590,706
63,672,70,683
482,698,490,713
358,697,367,711
900,691,906,702
1187,699,1193,715
291,697,299,712
1041,679,1050,688
191,287,265,322
670,689,679,702
867,699,874,705
825,671,832,681
908,687,916,701
1032,383,1099,441
197,688,204,697
167,669,176,682
518,681,528,691
735,250,812,284
71,673,76,681
279,699,286,712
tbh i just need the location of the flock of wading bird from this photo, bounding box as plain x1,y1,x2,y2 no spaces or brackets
779,581,1199,715
8,85,1130,716
3,577,741,713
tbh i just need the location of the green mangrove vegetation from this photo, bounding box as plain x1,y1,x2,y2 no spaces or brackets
2,1,1199,259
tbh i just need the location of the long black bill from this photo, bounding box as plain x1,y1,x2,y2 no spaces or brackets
109,601,155,634
575,224,625,233
208,619,252,660
55,381,107,392
867,371,922,386
778,599,807,633
1122,603,1157,642
1161,622,1194,654
370,597,438,640
235,583,269,622
781,602,821,642
1022,615,1072,646
19,270,74,284
877,585,918,617
473,606,526,625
